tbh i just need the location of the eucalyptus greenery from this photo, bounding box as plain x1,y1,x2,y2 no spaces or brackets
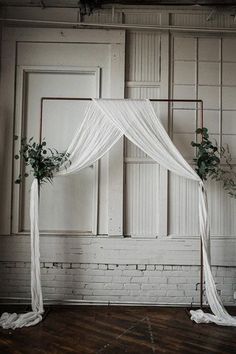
14,136,71,187
191,127,236,198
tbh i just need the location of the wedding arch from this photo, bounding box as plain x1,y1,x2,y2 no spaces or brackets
1,98,236,329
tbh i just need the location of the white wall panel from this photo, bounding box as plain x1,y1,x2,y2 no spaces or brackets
84,10,121,24
125,163,159,237
173,85,196,109
124,30,163,238
171,13,236,28
0,38,15,234
174,62,196,85
17,42,110,68
173,37,196,60
98,155,109,235
198,86,220,109
123,12,161,25
171,33,236,239
222,63,236,86
18,70,99,234
4,6,78,22
222,111,236,134
207,179,236,237
172,34,198,235
204,110,220,134
198,62,220,86
126,86,160,99
222,38,236,61
172,110,196,133
169,174,199,237
8,29,125,238
171,13,207,27
1,234,236,267
222,135,236,158
126,31,160,82
222,87,236,110
125,139,148,159
173,133,195,159
40,100,97,234
198,38,221,61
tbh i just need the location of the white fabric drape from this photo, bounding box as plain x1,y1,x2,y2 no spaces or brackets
1,98,236,329
58,101,123,176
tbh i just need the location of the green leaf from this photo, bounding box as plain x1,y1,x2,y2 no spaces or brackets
191,126,236,197
14,135,71,187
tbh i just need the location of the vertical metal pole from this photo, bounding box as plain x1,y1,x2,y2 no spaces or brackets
200,100,204,309
39,98,44,218
200,239,203,309
40,98,43,143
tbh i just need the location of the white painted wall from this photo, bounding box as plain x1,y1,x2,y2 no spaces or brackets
0,5,236,305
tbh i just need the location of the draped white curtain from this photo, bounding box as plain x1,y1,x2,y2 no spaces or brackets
1,99,236,329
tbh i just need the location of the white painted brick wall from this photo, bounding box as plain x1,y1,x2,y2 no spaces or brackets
0,262,235,305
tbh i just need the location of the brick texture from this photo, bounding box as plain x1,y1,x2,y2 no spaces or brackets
0,262,235,305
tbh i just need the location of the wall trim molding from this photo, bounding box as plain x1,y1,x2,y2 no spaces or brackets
0,297,235,307
3,18,236,34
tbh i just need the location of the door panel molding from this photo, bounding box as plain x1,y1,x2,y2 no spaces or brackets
12,65,101,235
0,27,125,237
2,27,125,44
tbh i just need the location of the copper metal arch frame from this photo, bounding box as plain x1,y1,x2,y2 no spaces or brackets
40,97,204,309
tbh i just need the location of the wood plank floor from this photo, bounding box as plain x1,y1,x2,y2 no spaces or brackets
0,306,236,354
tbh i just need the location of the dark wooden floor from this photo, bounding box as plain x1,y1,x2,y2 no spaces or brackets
0,306,235,354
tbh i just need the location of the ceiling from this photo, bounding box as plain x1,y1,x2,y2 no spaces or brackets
0,0,235,8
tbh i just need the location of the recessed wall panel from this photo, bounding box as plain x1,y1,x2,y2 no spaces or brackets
198,38,220,61
126,31,160,82
125,163,159,237
21,71,98,234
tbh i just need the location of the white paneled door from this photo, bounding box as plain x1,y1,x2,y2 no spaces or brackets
3,29,125,236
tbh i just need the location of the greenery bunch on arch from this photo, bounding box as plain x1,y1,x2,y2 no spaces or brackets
191,127,236,198
14,136,71,187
